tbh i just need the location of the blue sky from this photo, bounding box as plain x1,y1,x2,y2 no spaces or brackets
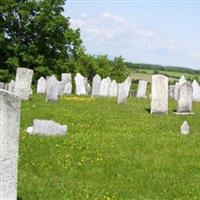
63,1,200,69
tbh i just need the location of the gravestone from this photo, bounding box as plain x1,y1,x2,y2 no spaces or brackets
0,90,21,200
109,80,118,97
177,81,193,113
100,77,111,96
169,85,174,98
46,75,58,102
61,73,71,84
117,82,127,104
37,77,47,94
14,68,33,100
136,80,147,98
57,81,65,96
151,75,168,114
8,80,15,93
86,83,91,95
0,82,5,89
180,121,190,135
75,73,86,95
92,74,101,96
174,82,179,101
63,83,72,95
192,80,200,102
124,76,132,97
179,75,187,85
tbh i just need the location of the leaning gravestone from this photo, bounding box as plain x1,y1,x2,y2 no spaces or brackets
8,80,15,93
0,82,5,89
176,81,193,114
100,77,111,96
0,90,21,200
63,82,72,95
136,80,147,98
75,73,86,95
109,80,118,97
124,76,132,97
92,74,101,96
117,82,127,104
151,75,168,114
14,68,33,100
37,77,47,94
46,75,58,102
192,80,200,102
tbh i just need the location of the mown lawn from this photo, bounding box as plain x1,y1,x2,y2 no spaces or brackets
18,95,200,200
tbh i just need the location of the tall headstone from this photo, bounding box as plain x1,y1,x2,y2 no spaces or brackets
8,80,15,93
92,74,101,96
136,80,147,98
14,68,33,100
100,77,111,96
0,90,21,200
109,80,118,97
169,85,174,98
117,82,127,104
46,75,58,102
192,80,200,102
177,81,193,113
37,77,47,94
151,75,168,114
63,82,72,95
75,73,86,95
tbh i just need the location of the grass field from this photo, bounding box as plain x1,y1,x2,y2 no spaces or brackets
18,95,200,200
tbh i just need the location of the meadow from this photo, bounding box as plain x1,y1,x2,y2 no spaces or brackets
18,94,200,200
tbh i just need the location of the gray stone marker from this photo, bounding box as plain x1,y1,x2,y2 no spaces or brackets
4,83,9,91
75,73,86,95
174,82,179,101
46,75,58,102
151,75,168,114
176,81,193,114
169,85,175,98
37,77,47,94
0,90,21,200
14,68,33,100
92,74,101,96
192,80,200,102
57,81,65,96
61,73,71,84
100,77,111,96
124,76,132,97
0,82,5,89
63,82,72,95
136,80,147,98
30,119,67,136
180,121,190,135
179,75,187,85
109,80,118,97
8,80,15,93
117,82,127,104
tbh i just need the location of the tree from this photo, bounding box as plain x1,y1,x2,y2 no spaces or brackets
0,0,82,81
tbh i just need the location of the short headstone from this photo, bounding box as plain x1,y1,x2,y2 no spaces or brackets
61,73,71,84
37,77,47,94
100,77,111,96
46,75,58,102
136,80,147,98
117,82,127,104
180,121,190,135
0,82,5,89
109,80,118,97
192,80,200,102
169,85,175,98
8,80,15,93
0,89,21,200
151,75,168,114
29,119,67,136
92,74,101,96
176,81,193,114
63,82,72,95
75,73,86,95
14,68,33,100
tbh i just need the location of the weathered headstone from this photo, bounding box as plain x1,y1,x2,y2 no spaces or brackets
169,85,175,98
63,83,72,95
92,74,101,96
117,82,127,104
14,68,33,100
8,80,15,93
37,77,47,94
179,75,187,85
124,76,132,97
180,121,190,135
57,81,65,96
75,73,86,96
46,75,58,102
174,82,179,101
0,82,5,89
192,80,200,102
151,75,168,114
136,80,147,98
109,80,118,97
100,77,111,96
61,73,71,84
177,81,193,113
0,90,21,200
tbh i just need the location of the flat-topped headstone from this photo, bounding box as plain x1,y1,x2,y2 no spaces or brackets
169,85,175,98
0,82,5,89
180,121,190,135
37,77,47,94
117,82,128,104
136,80,147,98
92,74,101,96
8,80,15,93
0,90,21,200
46,75,58,102
100,77,111,96
61,73,71,84
151,75,168,114
63,82,72,95
14,68,33,100
176,81,193,114
109,80,118,97
75,73,86,95
192,80,200,102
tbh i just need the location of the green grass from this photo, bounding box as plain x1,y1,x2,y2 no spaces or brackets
18,95,200,200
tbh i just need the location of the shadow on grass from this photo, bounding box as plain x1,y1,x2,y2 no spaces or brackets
145,108,151,113
17,197,22,200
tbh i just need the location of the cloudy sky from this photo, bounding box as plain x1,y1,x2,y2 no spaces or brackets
64,1,200,69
